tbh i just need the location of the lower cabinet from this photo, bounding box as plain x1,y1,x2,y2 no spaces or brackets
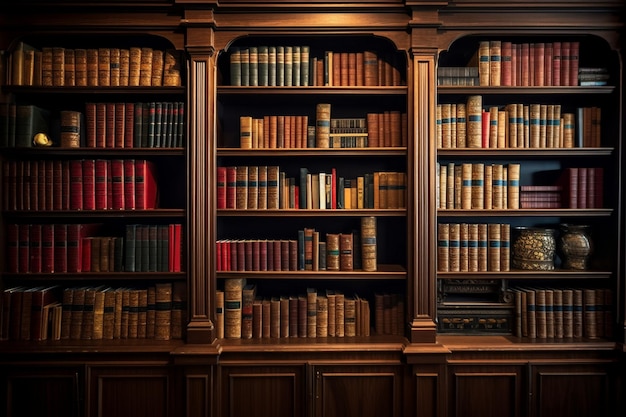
1,365,82,417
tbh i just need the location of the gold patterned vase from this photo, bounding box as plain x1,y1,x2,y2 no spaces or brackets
511,227,556,271
558,224,593,270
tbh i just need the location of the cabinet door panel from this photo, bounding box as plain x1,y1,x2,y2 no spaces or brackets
87,365,172,417
2,366,80,417
532,364,613,417
314,365,403,417
218,365,305,417
448,365,525,417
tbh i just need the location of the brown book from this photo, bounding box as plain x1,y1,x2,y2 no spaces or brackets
437,223,450,272
344,296,356,337
252,296,263,339
139,47,153,86
154,283,172,340
583,288,597,339
102,287,116,340
119,48,130,86
262,298,271,338
51,47,65,87
69,287,86,340
306,288,317,338
97,48,111,86
163,49,182,87
487,223,501,272
339,233,353,271
215,289,224,339
128,47,141,86
109,48,121,86
151,49,164,86
224,278,244,339
60,110,81,148
335,291,345,337
315,103,331,148
280,295,290,338
136,288,148,339
63,48,75,87
86,48,99,86
92,287,106,340
40,47,53,87
573,288,583,338
448,223,460,272
241,284,256,339
235,165,248,209
316,294,328,337
127,289,140,338
270,296,280,338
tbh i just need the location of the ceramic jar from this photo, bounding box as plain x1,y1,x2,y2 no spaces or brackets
511,227,557,270
558,224,593,270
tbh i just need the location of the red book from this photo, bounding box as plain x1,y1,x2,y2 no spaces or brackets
82,159,96,210
273,239,282,271
216,240,222,271
123,159,136,209
226,166,237,209
173,223,182,272
534,42,545,86
29,161,39,210
41,224,55,273
7,224,19,273
95,159,109,210
96,102,107,148
521,43,530,86
544,42,553,87
266,239,273,271
594,167,604,208
53,160,63,211
81,237,92,272
115,102,126,148
85,102,97,147
569,41,579,86
20,161,29,211
289,240,297,271
561,41,570,87
552,41,561,86
229,240,238,271
135,159,158,209
245,240,253,271
67,223,100,272
252,239,260,271
54,224,68,273
61,160,71,210
38,160,47,212
29,224,42,273
560,167,578,208
237,240,246,271
69,159,83,210
577,167,588,209
217,166,227,209
259,239,268,271
281,240,290,271
30,285,58,341
481,110,490,148
501,41,512,86
18,224,30,273
528,43,535,86
110,159,125,210
45,160,54,211
124,102,135,148
106,102,116,148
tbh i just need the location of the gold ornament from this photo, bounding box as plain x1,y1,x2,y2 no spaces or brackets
33,132,53,147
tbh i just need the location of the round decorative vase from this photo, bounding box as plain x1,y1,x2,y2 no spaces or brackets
511,227,557,271
558,224,593,270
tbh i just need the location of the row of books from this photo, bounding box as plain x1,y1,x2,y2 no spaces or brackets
437,96,601,149
84,101,185,148
217,278,404,339
217,219,377,272
437,223,511,272
228,46,403,87
238,111,406,149
558,167,604,209
7,42,182,87
470,40,580,87
2,159,159,212
436,162,521,210
218,165,407,210
6,223,183,274
0,283,186,342
509,286,613,339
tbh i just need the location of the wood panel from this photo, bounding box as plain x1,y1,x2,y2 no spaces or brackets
218,365,306,417
448,364,525,417
2,366,80,417
87,365,172,417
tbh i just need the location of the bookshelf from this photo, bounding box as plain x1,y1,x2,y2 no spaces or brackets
435,35,621,340
0,34,188,343
213,35,411,342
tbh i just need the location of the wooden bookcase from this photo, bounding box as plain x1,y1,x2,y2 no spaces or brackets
0,1,624,417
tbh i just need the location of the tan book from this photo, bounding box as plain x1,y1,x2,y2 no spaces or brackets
86,48,99,86
437,223,450,272
74,48,87,87
361,216,377,272
339,233,353,271
139,47,153,86
235,165,248,209
215,289,224,339
573,289,583,338
484,164,493,209
461,163,472,209
92,287,106,340
315,103,331,148
553,289,564,339
316,294,328,337
109,48,121,86
335,291,345,337
119,48,130,86
97,47,111,87
448,223,460,272
478,223,488,272
466,95,482,147
163,49,182,86
129,46,142,86
326,290,336,337
135,289,148,339
63,48,75,87
344,296,356,337
459,222,469,272
562,289,574,338
487,223,501,272
247,165,258,209
583,288,597,339
471,163,485,209
52,47,65,86
545,289,554,338
151,49,164,86
306,287,317,338
146,286,156,339
507,163,521,209
69,287,86,340
60,110,82,148
113,288,123,339
41,47,54,87
127,289,140,338
224,278,244,339
155,283,172,340
267,166,280,210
